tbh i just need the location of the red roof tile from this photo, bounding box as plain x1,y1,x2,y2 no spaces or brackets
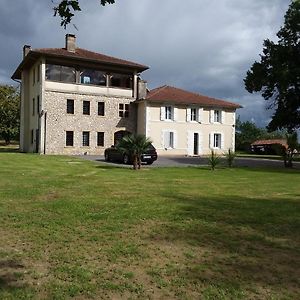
33,47,148,70
145,85,242,109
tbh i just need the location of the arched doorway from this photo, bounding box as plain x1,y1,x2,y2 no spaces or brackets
114,130,131,145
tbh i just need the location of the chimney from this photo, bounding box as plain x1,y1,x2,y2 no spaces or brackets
65,34,76,52
138,79,148,100
23,45,31,58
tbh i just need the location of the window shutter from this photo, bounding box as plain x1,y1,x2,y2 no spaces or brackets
161,130,165,147
160,106,165,121
164,131,170,148
221,110,224,124
198,132,202,154
186,108,191,122
210,110,214,123
209,133,214,149
221,133,225,149
173,131,177,149
173,107,177,121
197,108,203,123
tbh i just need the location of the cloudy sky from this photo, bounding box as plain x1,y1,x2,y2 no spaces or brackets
0,0,290,127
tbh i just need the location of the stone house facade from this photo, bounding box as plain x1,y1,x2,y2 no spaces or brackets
12,34,241,156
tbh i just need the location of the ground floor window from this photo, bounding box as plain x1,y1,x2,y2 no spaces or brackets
119,103,129,118
97,132,104,146
66,131,74,146
82,131,90,146
164,131,174,148
213,133,222,148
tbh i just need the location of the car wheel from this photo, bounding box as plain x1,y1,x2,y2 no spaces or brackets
123,154,129,164
146,161,153,165
104,152,110,162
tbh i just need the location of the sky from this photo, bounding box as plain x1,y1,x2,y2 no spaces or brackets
0,0,291,127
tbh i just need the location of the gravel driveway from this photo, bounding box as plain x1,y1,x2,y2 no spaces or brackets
79,155,300,169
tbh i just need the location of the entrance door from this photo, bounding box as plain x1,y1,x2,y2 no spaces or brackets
193,133,199,155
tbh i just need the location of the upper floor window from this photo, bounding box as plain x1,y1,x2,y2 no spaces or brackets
37,65,40,82
165,106,173,120
110,73,132,89
80,69,106,86
214,110,222,123
98,102,105,116
83,101,90,115
119,103,129,118
46,64,76,83
191,108,197,121
67,99,74,114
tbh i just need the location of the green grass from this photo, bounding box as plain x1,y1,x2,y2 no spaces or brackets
0,153,299,299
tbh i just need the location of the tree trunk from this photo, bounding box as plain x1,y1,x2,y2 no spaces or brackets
132,155,138,170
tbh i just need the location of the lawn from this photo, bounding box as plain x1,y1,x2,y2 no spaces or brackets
0,153,299,299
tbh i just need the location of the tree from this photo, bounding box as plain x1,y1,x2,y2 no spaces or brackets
0,85,20,145
117,134,152,170
244,1,300,133
53,0,116,28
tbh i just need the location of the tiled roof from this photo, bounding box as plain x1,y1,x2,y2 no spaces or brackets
251,139,287,146
33,47,149,70
12,47,148,79
145,85,242,109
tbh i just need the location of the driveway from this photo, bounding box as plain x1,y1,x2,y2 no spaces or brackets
79,155,300,169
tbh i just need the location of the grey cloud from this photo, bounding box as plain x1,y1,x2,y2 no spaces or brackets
0,0,291,127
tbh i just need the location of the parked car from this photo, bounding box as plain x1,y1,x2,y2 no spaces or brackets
104,144,158,165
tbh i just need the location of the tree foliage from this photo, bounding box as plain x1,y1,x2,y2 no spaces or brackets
117,134,152,170
244,1,300,132
0,85,20,145
53,0,115,28
235,116,285,151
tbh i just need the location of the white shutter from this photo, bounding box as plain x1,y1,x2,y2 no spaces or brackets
221,132,225,149
173,107,177,121
164,131,170,148
161,130,165,147
221,110,224,124
187,131,193,156
197,108,203,123
209,133,214,149
210,110,214,123
186,108,191,122
173,131,177,149
160,106,165,121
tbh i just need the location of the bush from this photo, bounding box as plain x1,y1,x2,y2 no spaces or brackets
208,150,220,170
225,149,236,168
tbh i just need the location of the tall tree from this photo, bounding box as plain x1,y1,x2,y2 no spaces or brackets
0,85,20,145
53,0,115,28
244,1,300,133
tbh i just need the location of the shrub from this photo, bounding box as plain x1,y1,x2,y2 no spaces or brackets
208,150,220,170
225,149,236,168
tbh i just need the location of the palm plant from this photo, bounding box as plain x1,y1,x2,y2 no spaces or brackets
117,134,153,170
208,150,220,170
225,148,236,168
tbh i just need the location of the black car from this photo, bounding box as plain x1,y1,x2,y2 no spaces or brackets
104,144,158,165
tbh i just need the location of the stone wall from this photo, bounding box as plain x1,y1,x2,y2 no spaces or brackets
44,91,136,155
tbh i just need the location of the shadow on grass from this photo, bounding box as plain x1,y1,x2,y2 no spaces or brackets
149,193,300,293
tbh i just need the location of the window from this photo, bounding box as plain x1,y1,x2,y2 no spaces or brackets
119,103,129,118
67,99,74,114
37,96,40,115
66,131,74,146
191,108,197,121
98,102,105,116
82,131,90,146
213,133,222,148
214,110,221,123
32,98,35,116
110,73,132,88
37,65,40,82
165,106,172,120
164,131,174,148
33,69,35,85
80,69,106,86
45,64,76,83
31,129,34,144
83,101,90,115
97,132,104,147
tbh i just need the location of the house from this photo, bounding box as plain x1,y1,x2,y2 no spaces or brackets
251,139,288,154
12,34,241,156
